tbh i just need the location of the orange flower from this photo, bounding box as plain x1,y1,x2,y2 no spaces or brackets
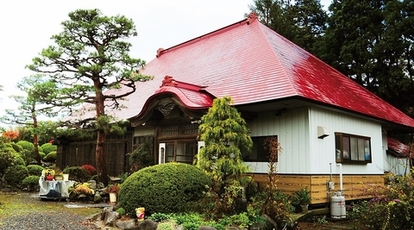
2,130,19,140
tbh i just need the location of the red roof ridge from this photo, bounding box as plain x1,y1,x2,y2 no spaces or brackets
155,12,259,58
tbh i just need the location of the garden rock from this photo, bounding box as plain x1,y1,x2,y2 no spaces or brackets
135,219,158,230
199,226,217,230
115,218,136,229
102,206,120,225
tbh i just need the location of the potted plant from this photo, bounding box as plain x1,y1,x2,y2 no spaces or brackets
292,187,311,213
106,184,120,203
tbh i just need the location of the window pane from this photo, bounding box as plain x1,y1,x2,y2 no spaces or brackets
350,137,358,160
343,137,350,159
166,143,174,162
364,140,371,161
335,135,341,161
358,139,365,161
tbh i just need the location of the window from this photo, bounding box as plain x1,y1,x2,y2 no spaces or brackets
335,133,371,163
243,136,278,162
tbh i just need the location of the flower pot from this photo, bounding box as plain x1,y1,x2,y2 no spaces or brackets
109,192,117,203
300,204,309,214
136,207,145,221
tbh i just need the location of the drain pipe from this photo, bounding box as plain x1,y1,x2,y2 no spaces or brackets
337,163,343,192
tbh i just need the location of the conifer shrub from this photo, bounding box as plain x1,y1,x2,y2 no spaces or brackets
21,175,40,191
16,140,34,151
0,148,24,174
40,143,57,154
4,165,28,187
62,166,90,182
118,162,211,216
43,151,57,162
27,164,44,176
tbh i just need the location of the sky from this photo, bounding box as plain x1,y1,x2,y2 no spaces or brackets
0,0,331,123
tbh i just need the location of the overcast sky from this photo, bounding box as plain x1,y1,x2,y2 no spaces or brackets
0,0,331,123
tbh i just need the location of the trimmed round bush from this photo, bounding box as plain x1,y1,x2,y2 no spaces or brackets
21,175,40,192
40,143,57,154
119,162,211,216
0,148,25,174
4,165,28,187
43,151,57,162
10,143,23,152
27,164,44,176
16,140,34,151
63,166,90,182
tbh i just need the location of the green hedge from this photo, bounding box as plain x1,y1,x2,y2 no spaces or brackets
119,162,211,216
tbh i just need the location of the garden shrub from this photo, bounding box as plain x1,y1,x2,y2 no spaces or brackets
0,148,24,174
81,164,97,176
21,175,40,192
352,173,414,230
43,151,57,162
63,166,90,182
40,143,57,154
16,140,34,151
27,164,44,176
118,162,211,216
10,143,23,152
19,149,37,165
4,165,28,187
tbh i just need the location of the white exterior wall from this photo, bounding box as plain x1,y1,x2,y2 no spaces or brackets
247,106,385,175
247,107,310,173
308,107,383,175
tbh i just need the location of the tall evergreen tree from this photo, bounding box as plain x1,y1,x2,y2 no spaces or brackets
322,0,414,117
250,0,327,55
26,9,152,185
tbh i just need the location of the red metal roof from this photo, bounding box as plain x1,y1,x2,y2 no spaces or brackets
116,15,414,130
387,137,411,157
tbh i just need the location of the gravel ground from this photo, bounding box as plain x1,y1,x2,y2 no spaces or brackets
0,192,99,230
0,211,96,230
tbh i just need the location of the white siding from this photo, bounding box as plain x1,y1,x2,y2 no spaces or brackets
308,107,383,175
246,106,385,175
247,107,310,174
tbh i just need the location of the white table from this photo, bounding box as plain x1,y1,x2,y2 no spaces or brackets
39,179,75,200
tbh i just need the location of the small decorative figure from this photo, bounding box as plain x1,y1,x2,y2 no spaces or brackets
136,207,145,222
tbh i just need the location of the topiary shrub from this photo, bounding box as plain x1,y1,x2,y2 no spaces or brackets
27,164,44,176
4,165,29,187
21,175,40,192
118,162,211,216
63,166,90,182
40,143,57,154
0,148,25,175
16,140,34,151
43,151,57,162
10,143,23,152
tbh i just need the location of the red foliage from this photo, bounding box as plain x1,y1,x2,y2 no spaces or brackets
2,130,19,141
81,164,97,175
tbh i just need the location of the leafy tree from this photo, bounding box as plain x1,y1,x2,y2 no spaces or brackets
197,96,252,183
26,9,152,184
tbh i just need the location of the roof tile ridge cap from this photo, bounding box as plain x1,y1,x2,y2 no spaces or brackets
155,19,248,58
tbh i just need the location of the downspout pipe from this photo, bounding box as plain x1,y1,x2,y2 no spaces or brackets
337,163,343,192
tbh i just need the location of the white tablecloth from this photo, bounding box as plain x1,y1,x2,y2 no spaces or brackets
39,179,75,198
